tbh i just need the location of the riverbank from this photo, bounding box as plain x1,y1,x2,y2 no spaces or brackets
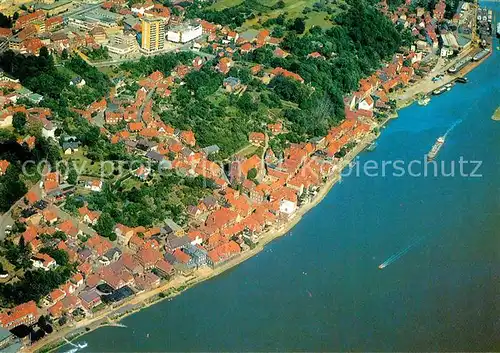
31,28,494,353
30,131,378,353
492,107,500,121
40,2,500,350
394,43,493,110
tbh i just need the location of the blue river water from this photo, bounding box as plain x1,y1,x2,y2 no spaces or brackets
59,5,500,352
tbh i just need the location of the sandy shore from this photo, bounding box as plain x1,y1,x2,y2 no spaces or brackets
29,41,493,353
492,107,500,121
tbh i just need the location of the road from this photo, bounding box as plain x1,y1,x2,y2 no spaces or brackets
137,86,156,122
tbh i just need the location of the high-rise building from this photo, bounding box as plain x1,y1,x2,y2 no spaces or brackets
141,17,165,53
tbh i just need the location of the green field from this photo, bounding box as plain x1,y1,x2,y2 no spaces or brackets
210,0,244,9
209,0,345,30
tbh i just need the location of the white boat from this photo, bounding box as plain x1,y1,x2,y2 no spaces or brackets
418,97,430,106
427,136,445,161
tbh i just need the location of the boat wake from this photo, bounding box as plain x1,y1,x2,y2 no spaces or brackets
378,237,424,269
444,119,463,138
62,338,88,352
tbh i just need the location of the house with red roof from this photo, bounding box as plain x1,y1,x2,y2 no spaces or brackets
48,301,63,318
216,57,233,74
0,160,10,176
155,259,175,278
128,122,144,132
308,52,325,59
49,288,66,303
57,219,80,238
31,253,56,271
42,209,58,224
180,130,196,146
206,208,239,231
0,301,39,329
135,247,162,269
270,67,304,83
89,98,107,114
207,241,241,268
240,42,252,53
71,273,84,287
249,132,265,145
273,47,289,58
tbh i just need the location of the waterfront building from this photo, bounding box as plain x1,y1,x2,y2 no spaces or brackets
0,301,39,329
141,17,165,53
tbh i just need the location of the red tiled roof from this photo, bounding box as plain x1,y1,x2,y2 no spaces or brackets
0,301,38,328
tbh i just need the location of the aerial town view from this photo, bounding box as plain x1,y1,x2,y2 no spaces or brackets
0,0,498,351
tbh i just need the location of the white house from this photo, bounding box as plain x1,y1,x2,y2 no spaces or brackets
42,121,57,140
69,77,86,89
131,3,154,15
358,96,374,111
279,200,297,215
32,253,57,271
0,113,12,128
85,180,103,192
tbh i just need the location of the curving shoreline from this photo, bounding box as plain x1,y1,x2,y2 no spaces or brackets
32,131,378,353
30,42,493,353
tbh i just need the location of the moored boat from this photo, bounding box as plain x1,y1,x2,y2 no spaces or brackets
365,142,377,151
448,56,472,74
418,97,431,105
432,87,446,95
473,48,491,61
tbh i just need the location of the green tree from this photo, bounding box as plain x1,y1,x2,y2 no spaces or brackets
61,49,69,60
12,112,26,134
95,212,115,238
247,168,257,180
291,18,306,34
67,166,78,185
39,46,50,59
40,248,69,266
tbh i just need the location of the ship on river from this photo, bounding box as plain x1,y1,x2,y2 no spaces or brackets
497,22,500,38
427,136,445,161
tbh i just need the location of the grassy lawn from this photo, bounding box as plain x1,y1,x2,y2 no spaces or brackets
64,150,115,178
210,0,343,31
121,177,142,191
305,11,332,29
234,144,257,158
210,0,243,9
0,256,21,284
